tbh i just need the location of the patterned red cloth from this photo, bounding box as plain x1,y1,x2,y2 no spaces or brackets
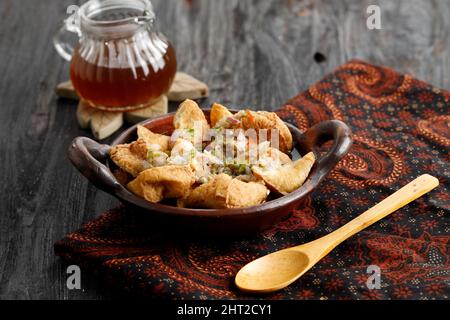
55,60,449,299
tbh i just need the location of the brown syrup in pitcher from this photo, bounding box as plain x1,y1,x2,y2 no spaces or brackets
70,42,177,110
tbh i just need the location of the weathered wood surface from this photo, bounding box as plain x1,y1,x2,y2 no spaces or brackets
0,0,449,299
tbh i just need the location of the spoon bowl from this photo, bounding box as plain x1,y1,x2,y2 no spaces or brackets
235,250,310,293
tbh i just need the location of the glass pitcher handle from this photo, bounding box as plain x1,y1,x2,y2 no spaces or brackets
53,10,81,62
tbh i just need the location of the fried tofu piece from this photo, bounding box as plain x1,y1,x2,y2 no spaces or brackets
210,102,233,127
127,165,195,203
252,152,315,195
172,99,210,147
178,173,269,209
179,174,232,209
173,99,209,134
267,147,292,165
129,138,148,159
109,140,149,177
241,110,293,153
137,125,170,151
227,178,269,208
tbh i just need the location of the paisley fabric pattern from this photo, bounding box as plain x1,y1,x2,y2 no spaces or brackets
55,60,449,300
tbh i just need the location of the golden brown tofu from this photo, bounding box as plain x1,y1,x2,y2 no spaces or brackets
127,165,195,203
252,152,315,195
136,125,170,151
178,173,268,209
173,99,209,134
129,138,148,159
226,179,269,208
241,110,293,153
210,102,233,127
109,141,149,177
267,147,292,165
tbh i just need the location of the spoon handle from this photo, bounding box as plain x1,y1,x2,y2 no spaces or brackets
322,174,439,247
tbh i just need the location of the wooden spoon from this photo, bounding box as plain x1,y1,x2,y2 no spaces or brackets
235,174,439,293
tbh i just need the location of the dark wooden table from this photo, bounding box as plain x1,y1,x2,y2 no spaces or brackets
1,0,449,299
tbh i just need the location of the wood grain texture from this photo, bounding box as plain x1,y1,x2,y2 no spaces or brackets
0,0,449,299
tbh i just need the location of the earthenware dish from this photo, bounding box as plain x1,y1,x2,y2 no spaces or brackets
68,110,352,236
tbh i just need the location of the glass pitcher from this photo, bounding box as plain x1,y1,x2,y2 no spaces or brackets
54,0,177,111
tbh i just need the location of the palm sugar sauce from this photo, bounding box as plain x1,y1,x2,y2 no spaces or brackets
70,41,177,110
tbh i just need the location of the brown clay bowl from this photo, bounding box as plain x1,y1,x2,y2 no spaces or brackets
68,110,352,236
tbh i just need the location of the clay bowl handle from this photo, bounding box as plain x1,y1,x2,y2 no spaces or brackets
67,137,123,194
296,120,353,181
